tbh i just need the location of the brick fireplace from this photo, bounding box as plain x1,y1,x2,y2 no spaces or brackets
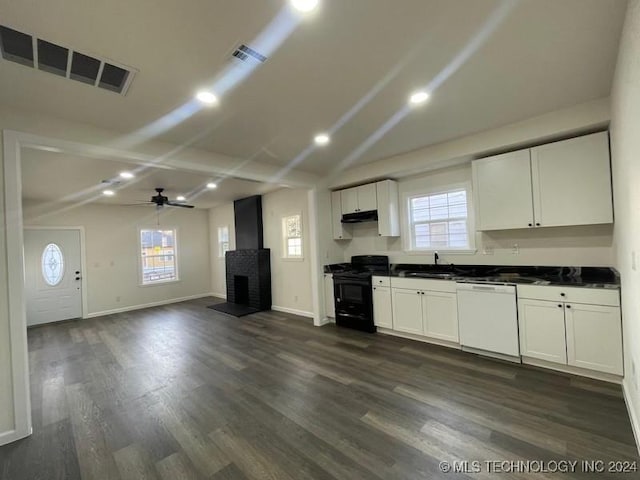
225,249,271,311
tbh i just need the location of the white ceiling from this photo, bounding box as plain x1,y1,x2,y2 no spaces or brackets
0,0,627,176
21,148,281,209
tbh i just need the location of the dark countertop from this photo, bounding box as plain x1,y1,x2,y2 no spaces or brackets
389,264,620,289
324,262,620,289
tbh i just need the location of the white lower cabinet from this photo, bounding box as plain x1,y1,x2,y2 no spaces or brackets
518,299,567,364
565,303,623,375
423,291,459,342
372,286,393,328
392,289,424,335
390,282,459,344
518,285,623,376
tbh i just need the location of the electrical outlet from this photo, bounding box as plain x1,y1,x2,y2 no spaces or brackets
512,244,519,255
482,246,494,255
294,295,298,303
116,296,121,302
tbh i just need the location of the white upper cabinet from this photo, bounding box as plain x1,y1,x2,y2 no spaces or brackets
376,180,400,237
473,132,613,231
341,187,360,215
531,132,613,228
473,150,534,230
341,184,377,214
331,191,352,240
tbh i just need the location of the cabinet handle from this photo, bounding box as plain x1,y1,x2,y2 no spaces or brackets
373,287,376,290
557,304,562,308
417,291,420,294
528,223,533,227
560,293,565,297
566,305,571,309
536,223,541,227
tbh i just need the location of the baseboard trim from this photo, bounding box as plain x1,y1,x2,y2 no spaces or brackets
210,292,227,300
377,327,461,350
622,378,640,455
0,427,31,447
318,316,335,326
522,357,622,384
85,293,213,319
271,305,314,318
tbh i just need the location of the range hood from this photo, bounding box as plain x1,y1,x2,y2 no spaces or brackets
341,210,378,224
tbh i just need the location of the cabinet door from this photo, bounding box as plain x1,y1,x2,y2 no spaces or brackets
331,191,351,240
357,184,378,212
391,288,423,335
373,286,393,328
324,274,335,318
472,149,534,230
341,187,359,214
531,132,613,227
518,299,567,364
422,291,459,342
565,303,623,375
376,180,400,237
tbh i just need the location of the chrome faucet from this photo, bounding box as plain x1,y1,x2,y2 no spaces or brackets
434,251,439,266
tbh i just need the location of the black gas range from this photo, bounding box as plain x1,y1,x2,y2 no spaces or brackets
331,255,389,333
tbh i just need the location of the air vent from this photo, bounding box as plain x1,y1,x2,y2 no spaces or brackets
232,44,267,64
0,24,136,95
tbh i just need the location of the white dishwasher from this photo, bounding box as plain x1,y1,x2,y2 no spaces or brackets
456,283,520,362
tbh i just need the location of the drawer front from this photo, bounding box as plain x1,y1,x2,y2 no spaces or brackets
372,276,391,287
517,284,619,307
390,277,457,293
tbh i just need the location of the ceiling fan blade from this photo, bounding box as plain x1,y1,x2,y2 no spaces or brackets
165,201,195,208
123,202,154,206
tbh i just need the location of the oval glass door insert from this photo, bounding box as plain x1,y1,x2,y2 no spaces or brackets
42,243,64,286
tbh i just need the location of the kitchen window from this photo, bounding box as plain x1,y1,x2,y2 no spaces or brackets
139,228,178,284
405,185,473,252
218,226,230,257
282,214,303,259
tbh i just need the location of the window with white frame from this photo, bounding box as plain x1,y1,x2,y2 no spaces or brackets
218,226,230,257
140,229,178,284
282,214,303,258
407,187,471,251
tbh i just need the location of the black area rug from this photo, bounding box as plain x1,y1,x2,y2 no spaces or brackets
207,302,259,317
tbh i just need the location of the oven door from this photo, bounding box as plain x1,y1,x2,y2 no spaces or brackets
333,276,375,332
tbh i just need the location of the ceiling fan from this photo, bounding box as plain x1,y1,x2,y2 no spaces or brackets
131,188,195,208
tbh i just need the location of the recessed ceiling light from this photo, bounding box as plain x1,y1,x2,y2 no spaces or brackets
119,171,134,179
206,182,217,189
409,91,430,105
196,90,218,105
102,189,115,196
291,0,319,12
314,133,330,146
176,195,186,202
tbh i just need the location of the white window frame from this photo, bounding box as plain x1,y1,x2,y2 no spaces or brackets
282,213,304,260
138,227,180,286
218,225,230,258
401,182,476,254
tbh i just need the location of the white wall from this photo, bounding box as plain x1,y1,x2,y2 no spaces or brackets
0,136,15,436
208,203,235,298
23,202,211,316
262,188,314,316
610,0,640,448
340,164,614,266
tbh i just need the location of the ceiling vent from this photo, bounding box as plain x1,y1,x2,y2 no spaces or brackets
0,25,135,95
231,44,267,64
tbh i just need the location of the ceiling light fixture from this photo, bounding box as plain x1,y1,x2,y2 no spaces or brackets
196,90,219,105
206,182,217,189
291,0,319,13
314,133,330,146
102,189,115,196
409,91,430,106
176,195,186,202
119,171,134,179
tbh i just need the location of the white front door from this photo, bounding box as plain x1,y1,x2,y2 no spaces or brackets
24,229,83,326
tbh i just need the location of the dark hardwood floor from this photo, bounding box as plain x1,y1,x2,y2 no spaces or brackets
1,297,638,479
